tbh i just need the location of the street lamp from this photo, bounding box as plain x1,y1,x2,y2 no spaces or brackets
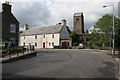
103,5,115,55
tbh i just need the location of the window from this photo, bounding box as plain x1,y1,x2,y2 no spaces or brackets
10,24,16,33
62,42,69,46
35,42,37,47
49,42,51,46
52,42,54,46
23,42,25,46
29,43,31,46
52,34,54,38
43,35,45,38
24,36,25,39
76,18,79,21
35,35,37,39
10,38,16,43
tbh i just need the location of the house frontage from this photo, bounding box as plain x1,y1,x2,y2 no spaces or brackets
19,19,72,49
0,2,19,46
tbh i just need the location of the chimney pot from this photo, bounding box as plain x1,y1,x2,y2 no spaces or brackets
2,3,11,13
61,19,66,26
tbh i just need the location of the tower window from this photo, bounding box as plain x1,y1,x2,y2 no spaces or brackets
76,18,79,21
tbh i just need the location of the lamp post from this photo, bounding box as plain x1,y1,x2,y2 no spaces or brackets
103,5,115,55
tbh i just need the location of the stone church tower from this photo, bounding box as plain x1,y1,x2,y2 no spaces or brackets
73,12,84,35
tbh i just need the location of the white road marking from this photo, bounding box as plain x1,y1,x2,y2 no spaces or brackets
93,52,100,54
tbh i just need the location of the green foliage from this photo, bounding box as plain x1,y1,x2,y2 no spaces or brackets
2,46,25,57
85,29,89,34
94,14,113,33
87,14,119,47
115,19,120,47
19,31,23,34
70,31,82,46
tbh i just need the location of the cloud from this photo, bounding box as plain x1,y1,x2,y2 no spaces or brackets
1,0,119,2
118,1,120,17
8,0,119,31
0,3,2,12
12,2,52,29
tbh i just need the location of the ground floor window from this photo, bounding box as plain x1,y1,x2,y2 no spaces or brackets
10,38,16,43
35,42,37,47
52,42,54,46
10,38,16,46
49,42,51,46
62,42,69,46
23,42,25,46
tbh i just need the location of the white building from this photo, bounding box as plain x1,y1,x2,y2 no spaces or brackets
19,19,72,49
89,26,101,34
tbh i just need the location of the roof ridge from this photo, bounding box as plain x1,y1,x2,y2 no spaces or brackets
28,24,62,29
21,24,63,36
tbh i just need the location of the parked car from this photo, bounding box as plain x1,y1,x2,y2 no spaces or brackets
77,43,84,49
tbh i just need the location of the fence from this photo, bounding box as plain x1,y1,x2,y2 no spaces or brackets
2,45,35,58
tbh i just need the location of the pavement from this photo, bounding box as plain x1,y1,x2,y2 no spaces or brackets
114,51,120,80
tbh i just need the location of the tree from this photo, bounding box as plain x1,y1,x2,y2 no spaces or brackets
88,14,119,47
70,31,82,46
85,29,89,34
115,19,120,47
19,31,23,34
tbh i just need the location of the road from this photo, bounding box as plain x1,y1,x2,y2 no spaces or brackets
2,49,118,79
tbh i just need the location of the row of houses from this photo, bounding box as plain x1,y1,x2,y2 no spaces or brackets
0,2,72,49
20,19,72,49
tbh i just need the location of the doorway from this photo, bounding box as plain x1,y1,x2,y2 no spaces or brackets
43,42,45,48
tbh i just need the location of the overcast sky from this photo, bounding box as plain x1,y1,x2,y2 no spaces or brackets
0,0,119,31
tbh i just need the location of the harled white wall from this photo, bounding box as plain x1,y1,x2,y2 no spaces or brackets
19,33,60,49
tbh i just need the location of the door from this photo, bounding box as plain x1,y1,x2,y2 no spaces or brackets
62,42,69,49
43,42,45,48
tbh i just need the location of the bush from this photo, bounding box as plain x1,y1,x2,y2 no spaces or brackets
1,46,25,57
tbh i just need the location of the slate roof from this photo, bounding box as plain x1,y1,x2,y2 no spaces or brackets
21,24,63,36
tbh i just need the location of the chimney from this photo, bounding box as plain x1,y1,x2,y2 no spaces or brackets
24,24,29,30
2,2,11,13
61,19,66,26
